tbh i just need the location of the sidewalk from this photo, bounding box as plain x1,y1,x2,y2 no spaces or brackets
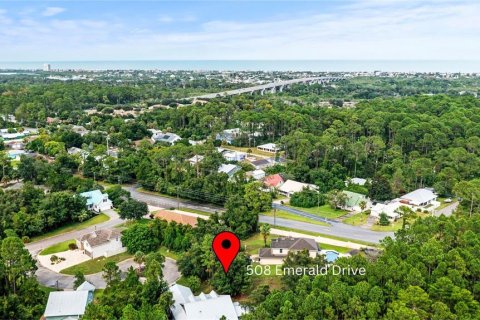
270,228,374,250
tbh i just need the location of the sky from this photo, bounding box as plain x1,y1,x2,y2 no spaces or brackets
0,0,479,61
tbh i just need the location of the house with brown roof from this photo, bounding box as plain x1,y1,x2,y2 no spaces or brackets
257,237,319,265
76,228,126,259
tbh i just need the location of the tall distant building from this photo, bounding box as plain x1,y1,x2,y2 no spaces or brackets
43,63,51,72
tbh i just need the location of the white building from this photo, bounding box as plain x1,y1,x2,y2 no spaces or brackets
370,200,404,220
79,190,113,213
44,291,90,320
188,155,204,166
151,131,182,145
278,179,318,197
170,284,247,320
76,228,126,259
257,143,281,153
258,237,318,265
218,164,240,179
347,177,367,186
247,169,265,180
400,188,437,207
43,63,51,72
222,150,247,162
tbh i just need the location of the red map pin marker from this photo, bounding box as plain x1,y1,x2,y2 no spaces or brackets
212,231,240,273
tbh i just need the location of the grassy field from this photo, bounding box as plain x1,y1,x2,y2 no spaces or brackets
371,219,403,232
158,246,181,260
179,207,212,216
343,213,369,226
288,204,348,219
60,252,133,275
39,239,76,256
263,210,330,227
30,214,110,242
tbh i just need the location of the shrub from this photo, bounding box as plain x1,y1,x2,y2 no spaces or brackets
290,189,324,208
379,213,390,226
68,243,78,250
22,236,30,244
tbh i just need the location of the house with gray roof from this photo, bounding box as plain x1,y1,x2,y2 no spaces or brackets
76,228,125,259
170,284,247,320
400,188,437,207
218,164,240,179
258,237,319,265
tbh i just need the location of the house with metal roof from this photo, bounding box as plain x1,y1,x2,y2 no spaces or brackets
258,237,319,265
170,284,247,320
43,291,90,320
400,188,437,207
257,143,281,153
218,164,240,179
343,191,370,212
278,179,318,197
79,190,113,213
151,131,182,145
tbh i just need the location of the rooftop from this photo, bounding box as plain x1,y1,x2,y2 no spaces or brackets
270,237,318,251
44,291,89,318
77,229,121,248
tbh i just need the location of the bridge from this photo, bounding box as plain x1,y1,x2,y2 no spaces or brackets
190,76,343,100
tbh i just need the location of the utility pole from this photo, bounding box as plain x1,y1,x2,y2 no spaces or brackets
273,207,276,226
177,187,180,210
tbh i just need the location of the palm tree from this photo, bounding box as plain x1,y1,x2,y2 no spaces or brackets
134,251,145,270
359,200,367,212
260,224,271,247
395,206,416,230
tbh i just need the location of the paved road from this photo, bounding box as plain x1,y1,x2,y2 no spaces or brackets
259,216,393,244
26,209,123,255
34,257,180,290
127,187,393,244
433,202,459,217
124,185,223,214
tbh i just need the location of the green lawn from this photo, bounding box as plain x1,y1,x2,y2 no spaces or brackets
158,246,181,260
371,219,403,232
242,233,274,255
343,213,369,226
271,225,378,247
60,252,133,275
39,239,76,256
288,204,348,219
178,207,212,216
263,210,330,227
30,214,110,242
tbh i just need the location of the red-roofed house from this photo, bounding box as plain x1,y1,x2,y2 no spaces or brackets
264,174,285,189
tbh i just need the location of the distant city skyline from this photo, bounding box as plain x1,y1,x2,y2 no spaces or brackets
0,1,479,61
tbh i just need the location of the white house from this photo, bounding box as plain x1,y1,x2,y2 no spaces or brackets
218,164,240,179
170,284,247,320
246,169,265,180
79,190,113,213
258,237,319,265
188,155,204,166
215,128,242,144
400,188,437,207
76,228,126,259
278,179,318,197
222,150,247,162
249,158,274,170
44,290,91,320
370,200,404,220
151,131,182,145
346,177,367,186
257,143,281,153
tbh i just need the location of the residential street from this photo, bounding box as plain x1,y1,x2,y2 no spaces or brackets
259,216,393,243
25,209,123,255
34,257,180,290
433,201,459,217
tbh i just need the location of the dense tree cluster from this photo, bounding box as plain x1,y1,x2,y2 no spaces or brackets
245,214,480,319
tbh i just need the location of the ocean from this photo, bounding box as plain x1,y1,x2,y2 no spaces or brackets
0,60,479,73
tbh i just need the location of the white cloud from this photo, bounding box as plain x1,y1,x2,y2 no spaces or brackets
42,7,66,17
0,1,479,61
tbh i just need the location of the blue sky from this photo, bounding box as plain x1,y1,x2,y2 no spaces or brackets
0,0,479,61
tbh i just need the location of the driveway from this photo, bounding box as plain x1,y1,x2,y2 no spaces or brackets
37,250,91,273
433,202,459,217
35,257,180,290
